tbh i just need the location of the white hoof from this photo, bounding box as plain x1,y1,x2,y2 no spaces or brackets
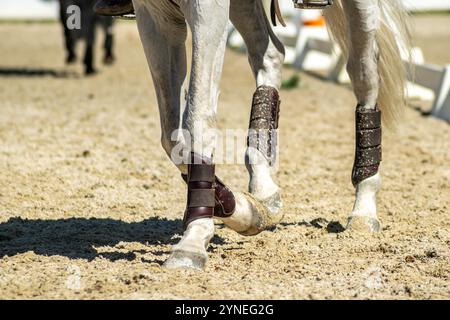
222,192,281,236
346,215,381,233
259,191,283,224
163,250,208,270
238,192,270,236
163,219,213,270
348,174,381,233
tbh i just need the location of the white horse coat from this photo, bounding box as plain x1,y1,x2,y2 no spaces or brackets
131,0,410,269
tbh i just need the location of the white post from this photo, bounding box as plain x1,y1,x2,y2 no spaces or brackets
327,52,348,84
431,65,450,120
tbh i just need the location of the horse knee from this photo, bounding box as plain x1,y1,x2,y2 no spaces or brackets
256,46,284,87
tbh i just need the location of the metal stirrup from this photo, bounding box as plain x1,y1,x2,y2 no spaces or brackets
293,0,334,9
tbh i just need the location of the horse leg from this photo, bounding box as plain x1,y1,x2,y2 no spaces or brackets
135,0,231,269
133,1,187,166
102,17,115,65
342,0,382,232
83,14,97,75
216,0,285,234
159,0,231,269
59,0,76,64
135,0,280,270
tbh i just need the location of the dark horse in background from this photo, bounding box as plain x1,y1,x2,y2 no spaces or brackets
59,0,115,75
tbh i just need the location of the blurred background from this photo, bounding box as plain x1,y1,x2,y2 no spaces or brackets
1,0,449,117
0,0,58,20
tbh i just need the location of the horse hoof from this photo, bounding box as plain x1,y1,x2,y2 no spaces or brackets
85,68,97,76
238,192,278,236
346,216,381,233
259,191,283,223
163,250,207,270
103,55,115,65
66,55,77,64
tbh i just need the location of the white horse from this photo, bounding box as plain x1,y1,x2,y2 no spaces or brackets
131,0,410,269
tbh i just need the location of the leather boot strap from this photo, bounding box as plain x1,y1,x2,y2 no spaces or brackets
181,173,236,219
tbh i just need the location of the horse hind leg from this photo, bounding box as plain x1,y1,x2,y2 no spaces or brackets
133,1,210,269
342,0,382,232
164,1,280,268
83,18,97,75
187,0,286,238
139,0,231,270
59,1,77,64
102,17,115,65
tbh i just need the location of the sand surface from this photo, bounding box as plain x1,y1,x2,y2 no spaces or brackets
0,15,449,299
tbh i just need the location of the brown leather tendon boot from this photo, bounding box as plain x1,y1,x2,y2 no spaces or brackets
181,173,236,220
248,85,281,167
182,154,235,230
94,0,134,16
183,153,216,230
352,105,382,187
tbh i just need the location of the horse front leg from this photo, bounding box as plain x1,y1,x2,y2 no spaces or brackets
162,0,231,270
228,0,285,223
83,16,97,75
101,17,115,65
342,0,382,232
59,0,76,64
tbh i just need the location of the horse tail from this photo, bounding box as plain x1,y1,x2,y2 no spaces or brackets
323,0,412,128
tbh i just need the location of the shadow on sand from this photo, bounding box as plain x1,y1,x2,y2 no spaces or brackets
279,217,346,234
0,216,226,262
0,67,78,78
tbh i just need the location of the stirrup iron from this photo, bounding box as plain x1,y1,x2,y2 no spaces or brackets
293,0,334,9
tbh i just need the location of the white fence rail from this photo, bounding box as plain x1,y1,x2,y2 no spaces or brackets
412,63,450,120
0,0,58,20
292,36,450,121
403,0,450,11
